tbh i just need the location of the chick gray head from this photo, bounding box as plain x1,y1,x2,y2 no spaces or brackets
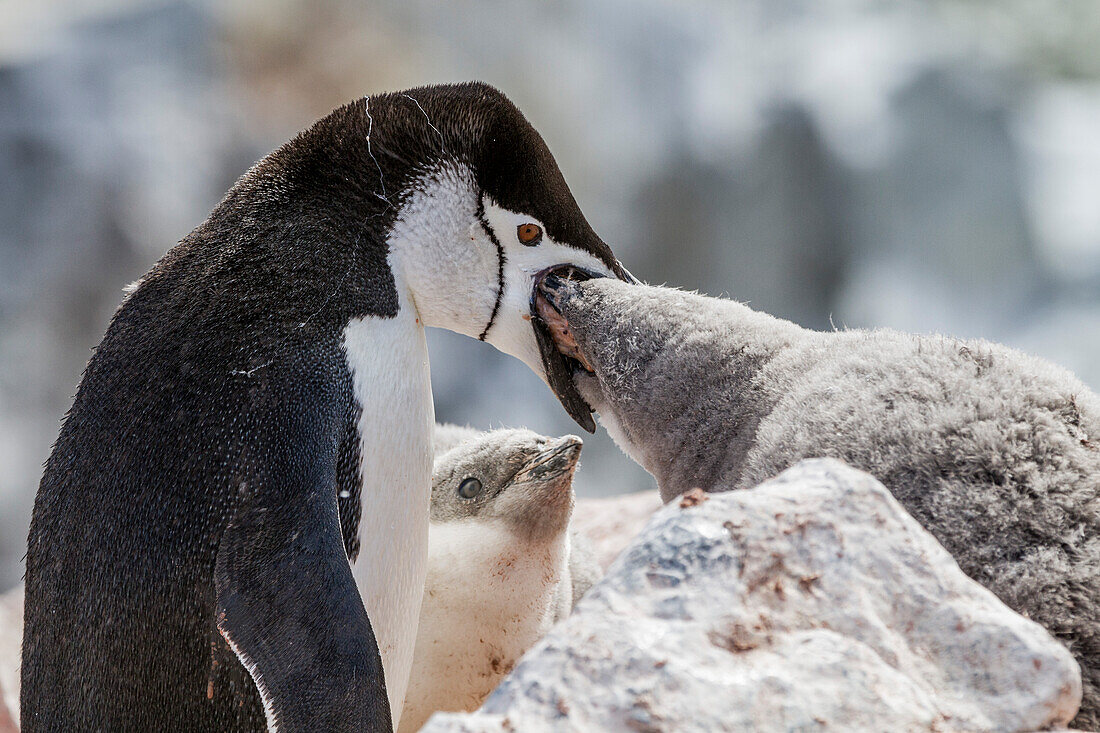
431,428,582,543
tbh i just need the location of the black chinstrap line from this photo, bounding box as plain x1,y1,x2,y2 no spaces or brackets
476,198,506,341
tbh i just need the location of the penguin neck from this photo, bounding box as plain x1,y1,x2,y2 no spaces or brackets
343,279,434,731
659,311,804,496
340,167,493,727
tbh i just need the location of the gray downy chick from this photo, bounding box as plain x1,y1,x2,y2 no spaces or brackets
398,426,600,733
538,275,1100,729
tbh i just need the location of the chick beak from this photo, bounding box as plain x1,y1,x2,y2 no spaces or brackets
513,436,583,488
531,265,616,433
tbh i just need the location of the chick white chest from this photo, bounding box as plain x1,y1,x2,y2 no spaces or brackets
398,520,568,732
342,285,434,731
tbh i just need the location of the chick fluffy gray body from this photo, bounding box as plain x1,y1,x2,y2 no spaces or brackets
549,278,1100,728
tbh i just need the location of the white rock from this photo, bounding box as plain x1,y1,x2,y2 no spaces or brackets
422,459,1082,732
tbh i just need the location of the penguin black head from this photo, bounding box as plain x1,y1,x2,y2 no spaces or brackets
460,85,633,432
280,82,631,432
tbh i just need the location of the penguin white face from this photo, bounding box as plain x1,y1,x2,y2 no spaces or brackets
389,165,498,336
390,165,622,432
475,197,616,380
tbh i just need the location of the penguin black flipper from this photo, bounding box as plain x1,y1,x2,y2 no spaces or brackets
213,411,391,733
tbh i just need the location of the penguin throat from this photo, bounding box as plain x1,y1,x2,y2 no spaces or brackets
385,164,500,341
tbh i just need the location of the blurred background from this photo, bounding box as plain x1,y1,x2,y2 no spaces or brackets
2,0,1100,592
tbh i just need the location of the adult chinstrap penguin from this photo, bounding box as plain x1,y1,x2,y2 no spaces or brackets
396,425,599,733
538,275,1100,729
21,83,627,732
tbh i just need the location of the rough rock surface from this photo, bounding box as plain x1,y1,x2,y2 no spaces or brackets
572,491,661,571
423,459,1081,732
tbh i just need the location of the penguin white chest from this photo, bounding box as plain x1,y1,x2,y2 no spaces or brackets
342,291,434,730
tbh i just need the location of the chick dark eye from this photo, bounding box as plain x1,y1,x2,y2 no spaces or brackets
517,223,542,246
457,477,483,499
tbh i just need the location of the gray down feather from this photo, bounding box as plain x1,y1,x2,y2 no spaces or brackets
550,277,1100,729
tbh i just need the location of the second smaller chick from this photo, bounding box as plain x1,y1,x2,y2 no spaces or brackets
398,426,600,733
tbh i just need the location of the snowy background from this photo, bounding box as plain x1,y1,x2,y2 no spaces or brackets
2,0,1099,591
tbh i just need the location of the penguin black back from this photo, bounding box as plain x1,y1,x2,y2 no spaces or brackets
21,83,626,731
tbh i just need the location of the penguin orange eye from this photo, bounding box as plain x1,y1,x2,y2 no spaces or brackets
517,223,542,246
458,477,483,499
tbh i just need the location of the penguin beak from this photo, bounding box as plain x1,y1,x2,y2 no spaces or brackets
531,265,609,433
